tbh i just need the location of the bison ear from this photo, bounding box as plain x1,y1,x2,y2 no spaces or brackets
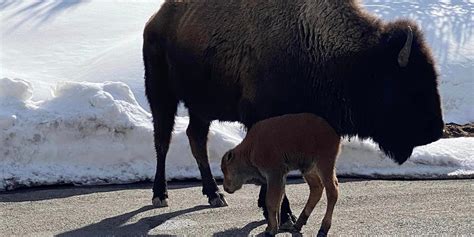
398,26,413,67
383,24,414,68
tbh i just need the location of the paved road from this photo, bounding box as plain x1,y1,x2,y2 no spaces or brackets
1,179,472,236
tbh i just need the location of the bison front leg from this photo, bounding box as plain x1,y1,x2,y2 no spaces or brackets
186,113,227,207
264,173,286,236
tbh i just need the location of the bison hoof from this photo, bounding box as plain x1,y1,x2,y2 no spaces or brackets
289,223,302,233
209,193,228,207
279,218,296,231
263,231,275,237
264,227,277,236
279,213,297,231
290,213,297,223
152,197,168,208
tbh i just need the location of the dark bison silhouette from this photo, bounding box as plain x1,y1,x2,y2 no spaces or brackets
143,0,444,227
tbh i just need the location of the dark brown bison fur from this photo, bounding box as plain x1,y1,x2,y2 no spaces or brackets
143,0,444,224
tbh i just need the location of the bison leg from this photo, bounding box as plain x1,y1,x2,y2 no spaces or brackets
258,184,296,229
294,170,324,232
150,103,177,207
144,42,178,208
186,113,227,207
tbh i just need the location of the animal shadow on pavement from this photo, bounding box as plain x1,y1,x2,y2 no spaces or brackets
0,181,203,203
56,205,209,236
213,219,307,237
212,178,363,237
0,183,152,202
213,220,266,237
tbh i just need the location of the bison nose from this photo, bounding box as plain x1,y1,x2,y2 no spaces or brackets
420,117,444,142
430,119,445,140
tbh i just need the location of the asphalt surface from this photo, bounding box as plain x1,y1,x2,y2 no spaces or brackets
0,179,472,236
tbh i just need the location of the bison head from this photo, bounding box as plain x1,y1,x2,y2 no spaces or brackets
370,21,444,164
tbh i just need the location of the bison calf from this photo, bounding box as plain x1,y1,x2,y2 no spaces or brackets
221,113,341,236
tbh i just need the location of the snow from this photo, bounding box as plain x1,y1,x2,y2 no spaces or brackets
0,78,155,189
0,78,472,191
0,1,473,190
338,137,474,179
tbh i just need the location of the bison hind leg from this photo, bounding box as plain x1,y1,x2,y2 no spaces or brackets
148,95,178,207
144,40,179,207
294,170,324,232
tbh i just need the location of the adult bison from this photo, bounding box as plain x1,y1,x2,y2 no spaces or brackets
143,0,444,227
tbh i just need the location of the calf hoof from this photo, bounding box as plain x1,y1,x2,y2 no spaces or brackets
317,229,328,237
209,193,228,207
152,197,168,208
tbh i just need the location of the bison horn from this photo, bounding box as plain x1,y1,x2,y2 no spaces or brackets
398,26,413,67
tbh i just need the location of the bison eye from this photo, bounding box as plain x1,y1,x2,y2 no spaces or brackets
224,151,234,162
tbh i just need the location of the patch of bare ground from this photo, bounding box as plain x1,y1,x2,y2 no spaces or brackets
443,123,474,138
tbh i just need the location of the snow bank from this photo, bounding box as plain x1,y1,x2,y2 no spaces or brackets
1,78,472,191
337,137,474,179
0,78,241,190
0,78,33,102
0,1,473,190
0,78,153,190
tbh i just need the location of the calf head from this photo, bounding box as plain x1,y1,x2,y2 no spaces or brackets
221,150,250,194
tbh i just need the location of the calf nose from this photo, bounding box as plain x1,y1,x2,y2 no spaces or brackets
224,187,234,194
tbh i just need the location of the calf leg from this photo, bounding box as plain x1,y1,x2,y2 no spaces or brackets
294,170,324,232
264,173,286,236
318,172,339,237
258,185,296,229
186,113,227,207
240,99,296,227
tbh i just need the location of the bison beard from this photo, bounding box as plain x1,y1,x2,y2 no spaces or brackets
143,0,444,227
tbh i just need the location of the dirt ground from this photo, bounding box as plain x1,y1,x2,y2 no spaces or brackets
443,123,474,138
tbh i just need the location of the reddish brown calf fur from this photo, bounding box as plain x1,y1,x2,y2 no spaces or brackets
221,113,341,236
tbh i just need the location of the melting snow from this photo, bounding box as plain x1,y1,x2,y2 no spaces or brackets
0,1,473,190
